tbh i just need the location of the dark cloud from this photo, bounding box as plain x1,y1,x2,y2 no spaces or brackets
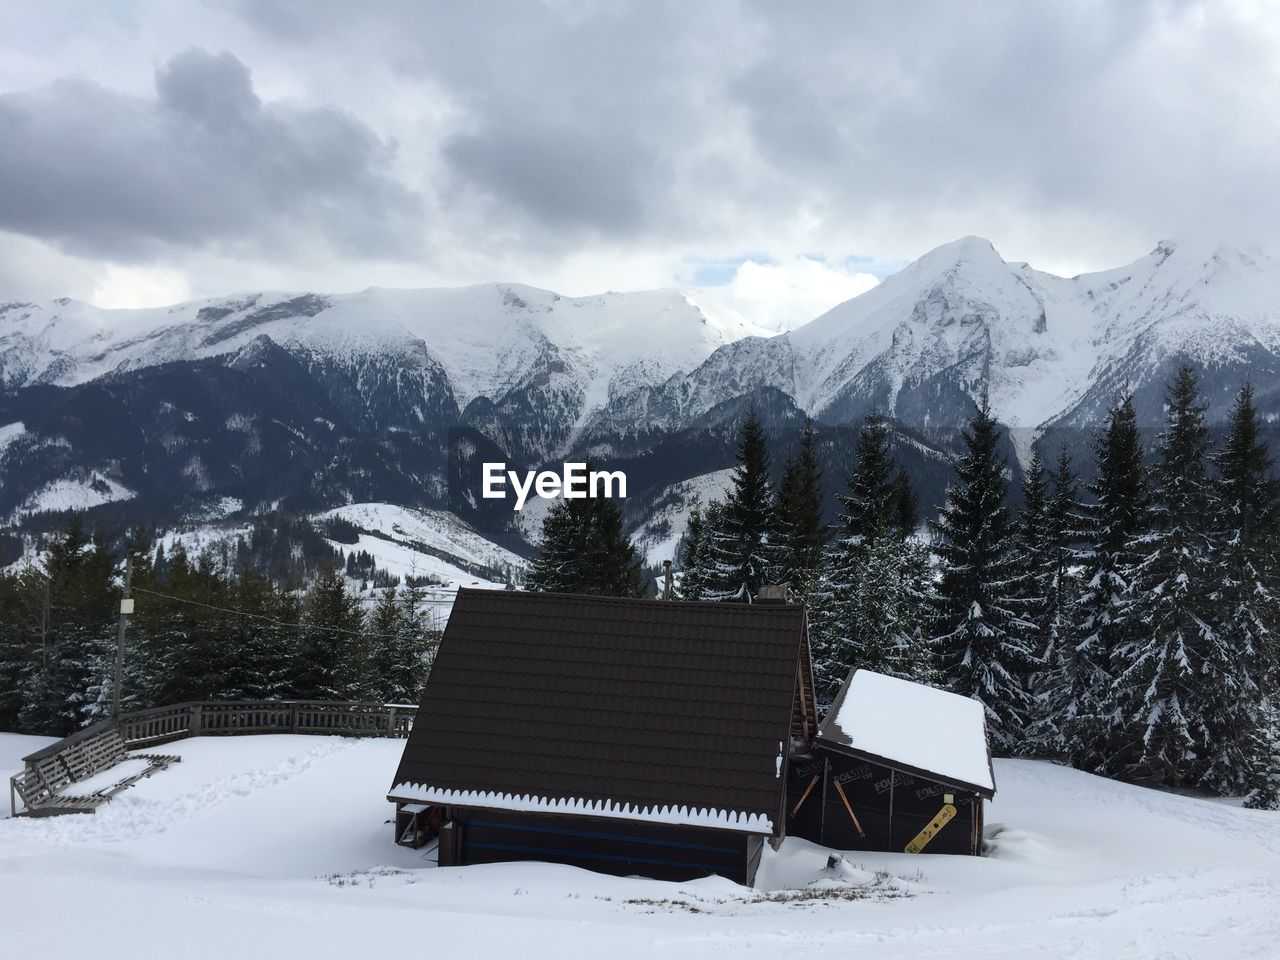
443,117,660,236
2,1,1279,303
155,48,260,126
0,47,423,261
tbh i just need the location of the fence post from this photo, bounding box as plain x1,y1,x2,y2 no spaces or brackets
189,703,203,737
290,703,300,734
387,706,397,737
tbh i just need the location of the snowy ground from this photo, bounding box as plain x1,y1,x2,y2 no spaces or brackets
2,733,1277,959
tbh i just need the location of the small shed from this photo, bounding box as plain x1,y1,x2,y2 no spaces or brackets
788,669,996,856
388,588,817,885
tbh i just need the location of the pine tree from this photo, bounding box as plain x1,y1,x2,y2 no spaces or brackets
398,577,440,694
369,585,405,702
679,499,727,601
702,412,782,602
892,467,919,538
295,568,367,700
1118,366,1218,786
218,567,281,700
1073,393,1150,775
1045,448,1085,656
0,571,29,730
178,551,235,701
1015,453,1052,659
135,544,241,705
676,499,708,601
929,397,1037,754
18,518,115,734
829,536,936,689
343,619,382,703
1025,448,1088,760
1203,383,1280,792
526,473,645,598
840,413,897,543
809,413,932,705
1241,702,1280,810
369,585,431,703
84,527,156,720
267,589,304,699
810,412,897,661
774,419,825,600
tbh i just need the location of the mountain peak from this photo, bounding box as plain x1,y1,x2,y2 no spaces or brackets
922,235,1003,263
903,236,1012,287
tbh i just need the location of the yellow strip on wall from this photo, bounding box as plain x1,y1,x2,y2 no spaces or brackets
904,802,957,853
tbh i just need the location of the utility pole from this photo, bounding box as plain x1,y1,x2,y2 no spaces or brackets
112,556,133,721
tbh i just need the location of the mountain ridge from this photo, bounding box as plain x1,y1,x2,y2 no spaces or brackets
3,236,1278,548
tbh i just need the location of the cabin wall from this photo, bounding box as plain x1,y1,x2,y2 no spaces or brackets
786,750,984,856
441,807,763,884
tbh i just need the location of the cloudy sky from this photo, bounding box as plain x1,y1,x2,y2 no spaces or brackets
1,1,1278,329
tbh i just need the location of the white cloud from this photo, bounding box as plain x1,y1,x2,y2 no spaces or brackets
90,264,192,309
693,257,880,334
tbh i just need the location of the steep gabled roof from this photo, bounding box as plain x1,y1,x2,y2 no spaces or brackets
816,669,997,798
389,588,808,834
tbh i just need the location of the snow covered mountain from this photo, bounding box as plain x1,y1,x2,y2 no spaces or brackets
0,284,764,438
588,236,1280,442
2,237,1278,548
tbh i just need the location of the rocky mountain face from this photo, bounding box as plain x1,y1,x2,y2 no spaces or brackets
2,238,1278,554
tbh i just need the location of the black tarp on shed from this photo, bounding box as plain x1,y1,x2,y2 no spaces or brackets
787,669,996,856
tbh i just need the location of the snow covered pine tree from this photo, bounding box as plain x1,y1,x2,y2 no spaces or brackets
1023,447,1089,761
774,418,825,601
525,470,644,598
810,413,934,706
1117,366,1220,787
701,412,784,602
1209,382,1280,796
929,397,1037,754
1072,393,1151,776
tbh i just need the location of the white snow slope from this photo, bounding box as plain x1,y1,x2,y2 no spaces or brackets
2,732,1276,959
628,467,736,568
316,502,525,580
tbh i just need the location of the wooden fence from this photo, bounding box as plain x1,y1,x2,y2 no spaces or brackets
10,700,418,816
117,700,418,748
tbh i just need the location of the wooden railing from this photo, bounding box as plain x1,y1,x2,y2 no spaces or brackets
10,700,418,816
115,700,418,748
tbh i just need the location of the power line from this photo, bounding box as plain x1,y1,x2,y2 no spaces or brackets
128,584,444,642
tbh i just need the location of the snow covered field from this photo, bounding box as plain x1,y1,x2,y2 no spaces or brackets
2,733,1277,959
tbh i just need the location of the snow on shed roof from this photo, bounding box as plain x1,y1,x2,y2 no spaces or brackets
816,670,996,797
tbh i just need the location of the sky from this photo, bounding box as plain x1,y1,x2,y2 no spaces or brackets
1,0,1278,331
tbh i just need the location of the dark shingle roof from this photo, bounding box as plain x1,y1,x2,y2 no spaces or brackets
389,588,807,833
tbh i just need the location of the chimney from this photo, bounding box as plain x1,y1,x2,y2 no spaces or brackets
756,584,790,604
662,560,673,600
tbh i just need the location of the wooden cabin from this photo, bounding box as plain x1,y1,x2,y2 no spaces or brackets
387,588,816,885
787,669,996,856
